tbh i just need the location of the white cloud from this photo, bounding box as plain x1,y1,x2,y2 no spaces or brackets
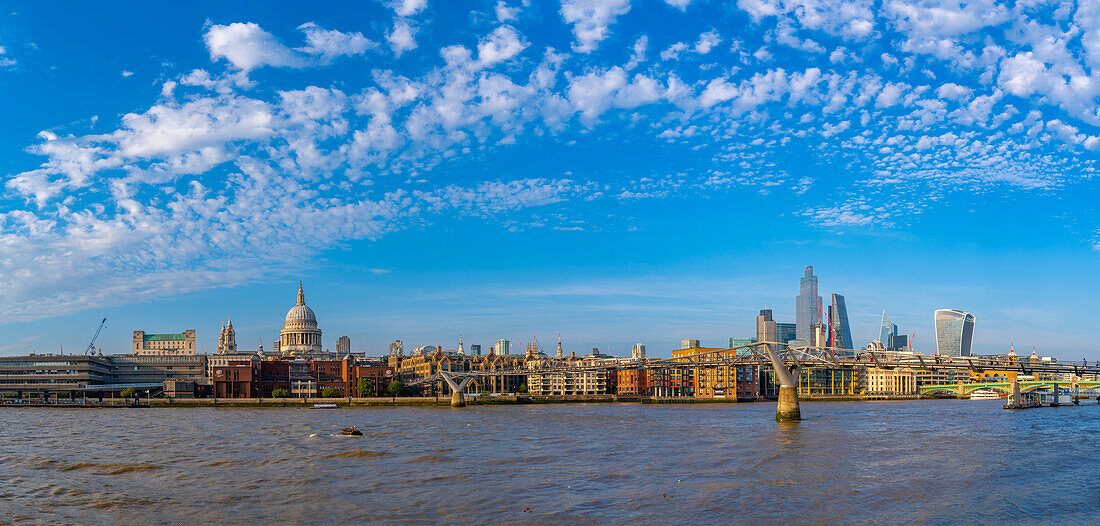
204,22,304,71
495,1,520,22
935,82,972,100
387,19,418,57
560,0,632,53
121,70,134,77
477,25,528,67
694,30,721,54
738,0,875,40
660,42,688,61
392,0,428,17
625,35,648,70
663,0,694,9
296,22,376,61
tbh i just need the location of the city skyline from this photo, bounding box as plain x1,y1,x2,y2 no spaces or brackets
0,267,1037,359
1,2,1098,358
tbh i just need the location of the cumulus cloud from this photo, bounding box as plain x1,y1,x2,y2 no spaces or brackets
387,19,418,57
6,2,1100,322
664,0,694,10
204,22,376,71
296,22,376,61
561,0,632,53
495,1,520,22
204,22,304,71
477,25,528,67
392,0,428,17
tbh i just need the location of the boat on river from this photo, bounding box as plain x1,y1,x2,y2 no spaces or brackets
969,388,1002,400
313,403,338,409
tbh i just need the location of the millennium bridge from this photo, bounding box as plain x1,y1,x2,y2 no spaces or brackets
413,341,1100,421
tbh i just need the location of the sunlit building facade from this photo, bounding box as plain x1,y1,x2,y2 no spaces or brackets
935,309,975,357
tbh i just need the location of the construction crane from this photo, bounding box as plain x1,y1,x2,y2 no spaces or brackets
85,317,107,356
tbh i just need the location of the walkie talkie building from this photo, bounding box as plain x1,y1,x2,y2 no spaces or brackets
935,309,975,357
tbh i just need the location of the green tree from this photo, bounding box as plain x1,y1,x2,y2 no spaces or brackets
320,387,339,398
271,388,291,398
386,381,404,401
120,387,136,398
356,378,373,397
516,383,528,394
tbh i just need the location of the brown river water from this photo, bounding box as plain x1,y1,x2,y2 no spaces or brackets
2,399,1099,524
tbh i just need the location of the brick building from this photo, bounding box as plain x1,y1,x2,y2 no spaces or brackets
617,368,647,395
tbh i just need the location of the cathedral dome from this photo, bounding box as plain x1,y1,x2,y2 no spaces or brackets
283,281,317,328
279,282,323,356
285,304,317,326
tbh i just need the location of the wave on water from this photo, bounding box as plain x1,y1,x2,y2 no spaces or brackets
327,450,387,458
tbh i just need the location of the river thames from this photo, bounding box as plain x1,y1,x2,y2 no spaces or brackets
3,400,1099,524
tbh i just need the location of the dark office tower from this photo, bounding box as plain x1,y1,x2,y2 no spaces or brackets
828,294,854,350
795,266,822,345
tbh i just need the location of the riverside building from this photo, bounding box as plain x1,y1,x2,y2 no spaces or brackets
0,355,114,395
131,330,196,356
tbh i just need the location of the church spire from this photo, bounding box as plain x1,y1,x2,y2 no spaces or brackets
297,281,305,306
556,333,563,358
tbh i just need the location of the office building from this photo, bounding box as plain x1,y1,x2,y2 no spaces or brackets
336,336,351,355
756,309,796,348
0,355,114,394
879,311,899,350
777,323,797,344
470,344,481,356
632,343,646,359
795,266,822,346
828,293,854,350
494,339,511,355
111,354,208,385
132,330,196,356
935,309,976,357
680,339,701,350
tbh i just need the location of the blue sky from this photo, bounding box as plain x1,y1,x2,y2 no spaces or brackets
0,0,1098,358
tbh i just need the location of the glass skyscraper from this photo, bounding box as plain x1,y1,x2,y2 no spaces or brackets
776,323,797,344
935,309,975,357
878,311,897,349
795,266,822,345
828,293,854,350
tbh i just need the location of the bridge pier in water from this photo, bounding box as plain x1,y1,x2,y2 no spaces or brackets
440,372,473,408
776,385,800,421
763,343,801,422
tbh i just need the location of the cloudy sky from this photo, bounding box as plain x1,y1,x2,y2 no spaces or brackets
0,0,1097,358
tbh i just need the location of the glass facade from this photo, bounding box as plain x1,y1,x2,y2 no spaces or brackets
879,311,898,350
935,309,975,357
776,323,797,344
795,266,822,344
828,293,854,350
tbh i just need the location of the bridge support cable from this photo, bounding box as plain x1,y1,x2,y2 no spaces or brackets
440,372,473,408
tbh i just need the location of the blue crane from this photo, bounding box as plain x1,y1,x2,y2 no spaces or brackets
85,317,107,355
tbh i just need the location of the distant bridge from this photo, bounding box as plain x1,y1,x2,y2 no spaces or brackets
411,342,1100,421
921,381,1100,396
